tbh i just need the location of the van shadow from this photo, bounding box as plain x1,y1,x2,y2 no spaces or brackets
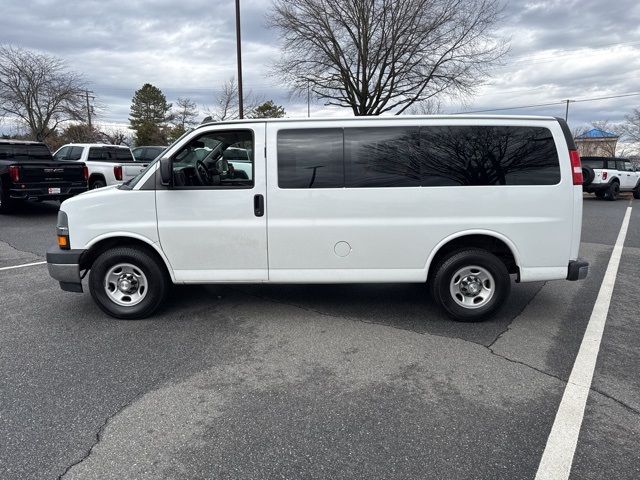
164,281,543,347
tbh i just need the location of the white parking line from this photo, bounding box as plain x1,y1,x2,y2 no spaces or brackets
535,206,632,480
0,261,47,271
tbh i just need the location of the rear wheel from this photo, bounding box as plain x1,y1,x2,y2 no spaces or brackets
90,178,106,189
430,249,511,322
595,190,606,199
89,246,168,319
604,182,619,201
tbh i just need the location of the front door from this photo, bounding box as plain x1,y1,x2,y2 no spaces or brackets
156,124,268,282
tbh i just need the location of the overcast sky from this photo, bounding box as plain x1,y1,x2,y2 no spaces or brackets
1,0,640,132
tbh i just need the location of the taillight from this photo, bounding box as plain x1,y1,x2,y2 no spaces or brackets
82,165,89,181
569,149,582,185
9,165,20,183
602,171,608,180
114,165,123,181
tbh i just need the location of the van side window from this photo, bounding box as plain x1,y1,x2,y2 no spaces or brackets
277,129,344,188
171,130,254,188
344,127,420,187
419,126,561,186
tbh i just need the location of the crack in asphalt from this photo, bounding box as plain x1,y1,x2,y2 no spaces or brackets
56,392,145,480
54,281,640,476
0,238,44,259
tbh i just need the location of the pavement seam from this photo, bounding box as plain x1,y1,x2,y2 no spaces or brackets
56,392,146,480
0,238,45,259
227,285,640,418
487,281,547,351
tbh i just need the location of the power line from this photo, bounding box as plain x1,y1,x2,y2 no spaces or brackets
457,91,640,115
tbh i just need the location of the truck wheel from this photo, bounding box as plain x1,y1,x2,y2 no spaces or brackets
0,182,15,214
604,182,619,201
90,179,106,189
595,191,605,199
429,249,511,322
89,246,168,319
634,188,640,200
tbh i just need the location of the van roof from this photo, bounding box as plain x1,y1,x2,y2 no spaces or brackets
199,114,560,128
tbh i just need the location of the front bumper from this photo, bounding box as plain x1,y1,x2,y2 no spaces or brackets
567,258,589,281
46,245,85,292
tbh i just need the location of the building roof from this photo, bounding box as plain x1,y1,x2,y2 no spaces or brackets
575,128,619,139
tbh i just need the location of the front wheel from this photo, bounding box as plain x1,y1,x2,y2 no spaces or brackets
429,249,511,322
595,190,606,199
633,188,640,200
89,246,169,319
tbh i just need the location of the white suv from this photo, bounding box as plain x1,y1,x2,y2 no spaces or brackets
53,144,146,189
582,156,640,200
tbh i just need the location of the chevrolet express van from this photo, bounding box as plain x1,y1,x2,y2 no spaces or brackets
46,116,588,321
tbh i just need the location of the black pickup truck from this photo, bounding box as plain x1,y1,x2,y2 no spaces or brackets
0,139,88,213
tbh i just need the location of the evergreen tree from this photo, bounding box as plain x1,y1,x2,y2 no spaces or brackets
129,83,172,145
249,100,286,119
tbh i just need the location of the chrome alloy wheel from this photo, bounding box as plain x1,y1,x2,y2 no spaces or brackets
449,265,495,309
104,263,148,307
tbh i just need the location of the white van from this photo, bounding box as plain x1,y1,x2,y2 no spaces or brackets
46,116,588,321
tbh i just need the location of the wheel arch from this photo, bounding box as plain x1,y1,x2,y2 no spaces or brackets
425,231,521,282
88,173,107,186
80,233,176,282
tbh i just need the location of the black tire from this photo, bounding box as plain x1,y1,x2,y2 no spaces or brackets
595,190,606,199
604,182,619,201
634,186,640,199
0,180,15,214
429,249,511,322
89,246,168,319
581,166,595,186
90,178,106,189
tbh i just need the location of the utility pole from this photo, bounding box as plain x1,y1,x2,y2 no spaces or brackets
235,0,244,119
563,99,573,122
84,90,94,128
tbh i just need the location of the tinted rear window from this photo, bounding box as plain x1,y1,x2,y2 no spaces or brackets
419,126,560,186
114,148,134,161
581,158,606,169
0,144,51,161
277,129,344,188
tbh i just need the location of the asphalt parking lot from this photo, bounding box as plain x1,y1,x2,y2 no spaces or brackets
1,196,638,480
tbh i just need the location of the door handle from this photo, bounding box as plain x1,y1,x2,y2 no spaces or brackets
254,194,264,217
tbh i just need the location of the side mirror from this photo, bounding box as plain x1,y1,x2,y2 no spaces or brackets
159,157,172,186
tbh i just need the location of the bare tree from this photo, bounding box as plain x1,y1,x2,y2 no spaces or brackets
172,97,199,130
0,46,87,141
620,108,640,156
100,127,132,146
206,77,264,121
268,0,507,116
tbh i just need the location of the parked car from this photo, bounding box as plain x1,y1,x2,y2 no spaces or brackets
47,115,588,321
53,144,147,189
0,140,88,213
581,156,640,200
131,146,166,163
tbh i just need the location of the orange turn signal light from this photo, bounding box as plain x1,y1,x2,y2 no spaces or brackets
57,235,70,249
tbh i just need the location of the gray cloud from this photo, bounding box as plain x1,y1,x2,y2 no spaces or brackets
1,0,639,130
